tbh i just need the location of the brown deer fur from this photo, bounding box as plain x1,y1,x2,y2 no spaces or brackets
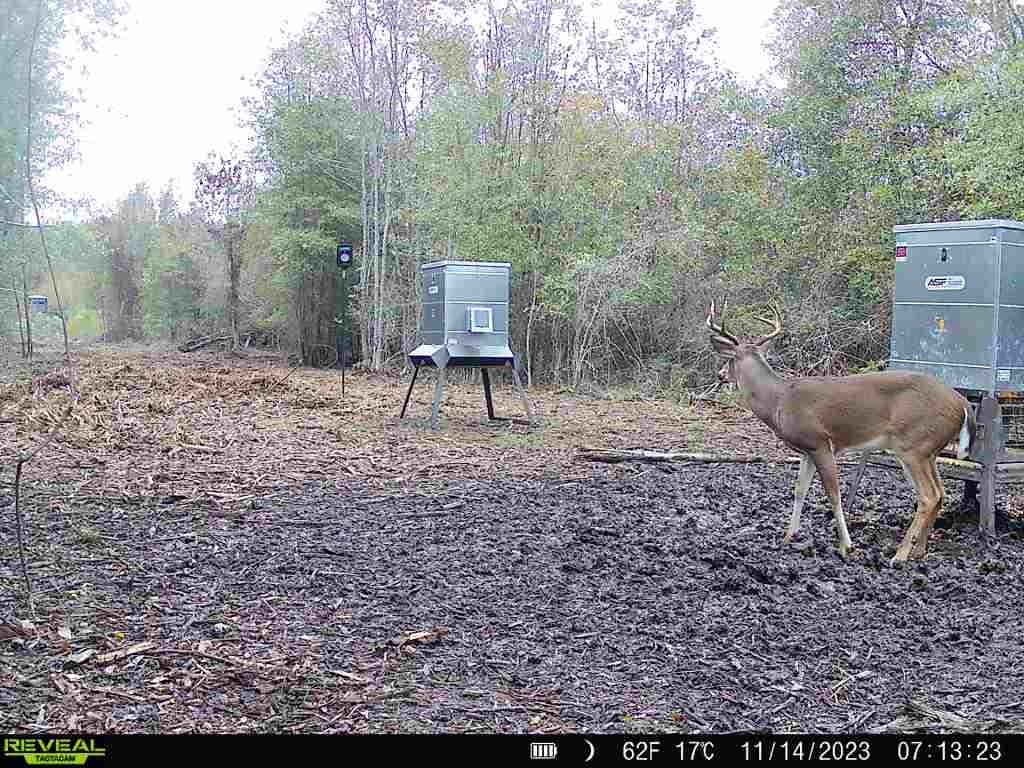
707,303,975,565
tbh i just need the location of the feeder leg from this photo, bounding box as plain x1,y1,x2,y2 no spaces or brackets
975,394,1000,540
844,453,869,516
399,364,420,419
481,367,496,421
430,364,447,430
510,359,533,425
979,463,996,539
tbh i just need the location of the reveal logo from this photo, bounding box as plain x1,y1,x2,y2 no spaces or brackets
3,738,105,765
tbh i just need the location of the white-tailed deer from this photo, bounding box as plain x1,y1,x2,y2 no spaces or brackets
706,302,976,565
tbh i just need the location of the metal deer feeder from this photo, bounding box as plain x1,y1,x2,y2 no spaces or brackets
399,260,532,429
851,219,1024,535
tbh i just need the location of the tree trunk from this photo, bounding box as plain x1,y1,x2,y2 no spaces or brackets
13,286,26,357
525,266,540,388
226,225,241,348
359,132,371,363
21,264,32,358
371,141,385,370
345,14,372,365
375,151,392,370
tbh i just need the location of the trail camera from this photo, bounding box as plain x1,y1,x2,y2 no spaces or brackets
337,242,353,268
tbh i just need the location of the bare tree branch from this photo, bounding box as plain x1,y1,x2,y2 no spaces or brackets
1,219,58,228
0,179,22,208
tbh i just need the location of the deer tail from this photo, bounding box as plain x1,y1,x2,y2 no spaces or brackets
957,403,976,460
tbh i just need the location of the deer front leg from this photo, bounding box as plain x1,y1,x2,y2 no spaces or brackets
893,456,942,565
910,459,945,559
811,446,854,558
784,454,815,545
893,507,928,566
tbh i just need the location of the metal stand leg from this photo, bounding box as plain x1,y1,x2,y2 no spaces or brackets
976,394,1000,540
481,368,495,421
980,464,996,539
510,359,533,425
430,364,447,430
399,364,420,419
845,453,869,516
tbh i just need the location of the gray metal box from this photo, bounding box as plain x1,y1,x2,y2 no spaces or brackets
409,260,515,367
890,219,1024,393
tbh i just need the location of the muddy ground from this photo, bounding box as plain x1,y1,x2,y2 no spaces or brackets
1,345,1022,734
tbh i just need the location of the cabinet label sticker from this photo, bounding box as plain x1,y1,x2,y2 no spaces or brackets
925,275,965,291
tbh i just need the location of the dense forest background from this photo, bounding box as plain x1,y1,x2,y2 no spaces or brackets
4,0,1024,392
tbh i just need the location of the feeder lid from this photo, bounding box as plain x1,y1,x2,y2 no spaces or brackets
894,219,1024,233
420,260,512,270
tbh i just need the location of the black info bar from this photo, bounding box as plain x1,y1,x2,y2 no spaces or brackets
2,733,1020,766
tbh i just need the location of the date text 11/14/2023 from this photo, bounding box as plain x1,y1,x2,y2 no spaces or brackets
614,737,1007,762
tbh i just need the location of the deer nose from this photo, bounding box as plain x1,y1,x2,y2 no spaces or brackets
717,365,729,382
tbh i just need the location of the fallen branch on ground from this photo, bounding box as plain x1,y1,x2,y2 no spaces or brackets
574,448,983,472
575,448,802,465
68,642,254,671
178,335,233,353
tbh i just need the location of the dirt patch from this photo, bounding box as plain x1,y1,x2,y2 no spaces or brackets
1,346,1022,733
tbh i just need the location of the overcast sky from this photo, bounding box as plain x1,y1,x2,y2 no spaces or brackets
46,0,778,220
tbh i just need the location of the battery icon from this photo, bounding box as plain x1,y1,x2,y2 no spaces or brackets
530,742,558,760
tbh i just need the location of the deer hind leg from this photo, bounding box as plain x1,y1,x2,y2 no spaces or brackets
892,455,941,565
784,454,816,544
911,457,945,559
811,446,853,558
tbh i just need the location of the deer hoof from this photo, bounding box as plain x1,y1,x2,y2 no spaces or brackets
890,553,908,568
837,534,854,557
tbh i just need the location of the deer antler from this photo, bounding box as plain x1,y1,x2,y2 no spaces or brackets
706,299,739,345
752,303,783,347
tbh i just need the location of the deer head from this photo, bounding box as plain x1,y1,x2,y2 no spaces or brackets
706,300,783,392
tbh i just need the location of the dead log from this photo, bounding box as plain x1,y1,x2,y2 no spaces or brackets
574,448,984,474
575,448,801,465
178,335,233,353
